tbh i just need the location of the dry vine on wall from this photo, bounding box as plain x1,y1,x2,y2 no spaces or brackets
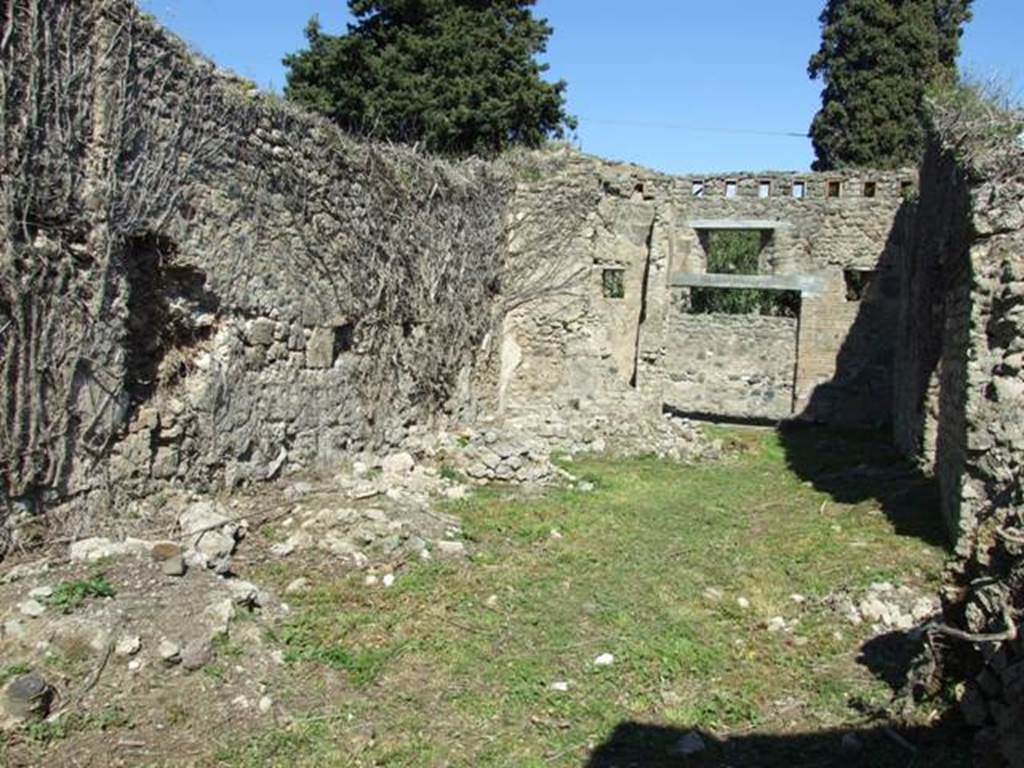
0,0,591,554
0,0,228,548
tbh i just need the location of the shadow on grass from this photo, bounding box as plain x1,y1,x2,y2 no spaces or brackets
584,715,971,768
776,421,949,549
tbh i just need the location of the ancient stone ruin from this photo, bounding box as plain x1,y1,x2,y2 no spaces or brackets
1,0,1022,763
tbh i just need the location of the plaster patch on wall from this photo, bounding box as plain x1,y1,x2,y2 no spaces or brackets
498,330,523,413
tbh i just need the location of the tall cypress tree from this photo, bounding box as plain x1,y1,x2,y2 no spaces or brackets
283,0,574,157
808,0,973,170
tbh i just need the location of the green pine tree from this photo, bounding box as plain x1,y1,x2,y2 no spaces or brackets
283,0,575,156
808,0,973,170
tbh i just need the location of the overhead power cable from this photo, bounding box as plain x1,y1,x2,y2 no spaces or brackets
579,117,810,139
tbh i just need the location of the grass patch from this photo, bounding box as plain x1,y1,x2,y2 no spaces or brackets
225,427,956,767
45,575,115,614
439,463,463,482
0,663,31,687
278,607,406,687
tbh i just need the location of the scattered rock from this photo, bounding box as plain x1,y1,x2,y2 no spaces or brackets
435,540,466,558
258,695,273,714
28,586,53,600
181,639,214,671
162,555,187,577
285,577,310,595
381,452,415,475
1,672,53,726
70,537,130,563
158,639,182,665
179,501,239,570
859,597,888,623
736,597,751,610
285,481,314,499
203,599,236,638
270,541,296,558
830,583,939,633
226,579,261,608
910,596,937,622
18,599,45,618
382,573,396,588
115,635,142,658
593,653,615,667
3,619,26,640
1,562,49,584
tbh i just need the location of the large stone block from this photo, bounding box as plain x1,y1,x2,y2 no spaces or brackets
306,327,336,369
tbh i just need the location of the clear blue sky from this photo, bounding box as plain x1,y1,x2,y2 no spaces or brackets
139,0,1022,174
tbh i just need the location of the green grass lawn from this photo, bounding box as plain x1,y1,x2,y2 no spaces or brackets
219,426,963,768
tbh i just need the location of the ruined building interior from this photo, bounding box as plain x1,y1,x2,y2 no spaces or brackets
1,0,1023,764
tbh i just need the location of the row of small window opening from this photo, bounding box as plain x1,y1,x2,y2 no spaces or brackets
691,179,913,200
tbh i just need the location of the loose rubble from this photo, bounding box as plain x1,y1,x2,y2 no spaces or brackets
826,581,940,634
0,414,714,761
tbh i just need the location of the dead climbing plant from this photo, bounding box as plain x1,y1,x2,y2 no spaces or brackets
0,0,592,552
0,0,229,543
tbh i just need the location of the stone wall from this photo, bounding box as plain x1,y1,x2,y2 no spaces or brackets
893,147,972,483
0,0,508,538
500,151,911,426
893,102,1024,766
0,0,944,550
661,313,798,420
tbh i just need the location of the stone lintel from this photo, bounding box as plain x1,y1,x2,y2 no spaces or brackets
688,219,791,231
670,272,826,296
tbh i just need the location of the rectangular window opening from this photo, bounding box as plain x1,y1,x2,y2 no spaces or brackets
844,269,876,302
701,229,765,275
792,181,806,200
863,181,877,198
901,180,916,199
725,180,738,199
334,322,356,355
602,268,625,299
758,180,771,199
827,180,841,198
691,180,705,197
687,287,800,318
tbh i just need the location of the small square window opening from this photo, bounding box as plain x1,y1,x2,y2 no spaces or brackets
827,180,841,198
844,269,875,302
725,181,738,199
758,181,771,198
863,181,877,198
792,181,806,199
692,181,705,197
602,268,625,299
